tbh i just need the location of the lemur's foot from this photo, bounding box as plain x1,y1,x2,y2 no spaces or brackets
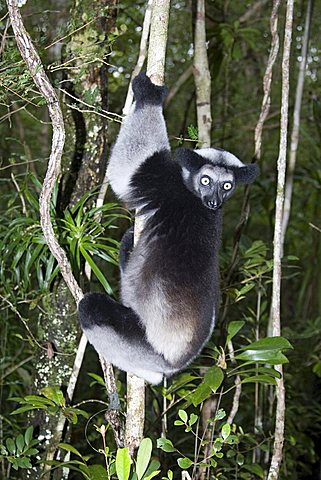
132,72,168,108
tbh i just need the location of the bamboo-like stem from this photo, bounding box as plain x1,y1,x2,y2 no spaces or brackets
5,0,121,463
193,0,212,148
267,1,294,479
124,0,171,456
281,0,313,245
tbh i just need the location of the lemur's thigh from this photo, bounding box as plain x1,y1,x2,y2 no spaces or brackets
119,227,134,273
78,293,171,384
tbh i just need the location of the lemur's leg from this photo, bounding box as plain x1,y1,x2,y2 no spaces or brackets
79,293,172,384
119,227,134,275
107,73,170,200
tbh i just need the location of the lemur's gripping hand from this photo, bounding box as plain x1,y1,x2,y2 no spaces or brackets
132,72,168,108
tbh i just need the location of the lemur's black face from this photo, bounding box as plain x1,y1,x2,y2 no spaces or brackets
192,165,236,210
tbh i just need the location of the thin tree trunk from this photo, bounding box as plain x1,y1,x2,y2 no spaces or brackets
124,0,171,456
281,0,313,245
193,0,212,147
267,1,294,479
192,3,213,478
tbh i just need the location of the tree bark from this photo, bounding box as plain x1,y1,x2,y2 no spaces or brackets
267,1,294,479
124,0,171,456
193,0,212,148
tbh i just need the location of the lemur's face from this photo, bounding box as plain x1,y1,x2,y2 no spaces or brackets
193,165,236,210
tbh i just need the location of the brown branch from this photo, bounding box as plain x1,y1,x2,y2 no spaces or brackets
5,0,121,463
267,1,294,479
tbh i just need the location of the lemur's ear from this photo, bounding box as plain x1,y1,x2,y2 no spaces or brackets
175,148,205,172
234,164,260,184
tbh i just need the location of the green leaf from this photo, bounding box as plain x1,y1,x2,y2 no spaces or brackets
80,246,113,294
116,448,131,480
215,409,226,421
242,464,264,478
143,459,160,480
226,321,245,344
236,453,244,466
143,471,160,480
58,443,83,458
41,386,65,406
11,405,48,415
235,350,289,365
16,434,25,453
87,464,109,480
189,382,212,407
221,423,231,441
204,367,224,392
242,375,277,385
136,438,152,480
189,413,198,426
6,438,16,454
178,410,188,423
156,438,176,453
87,372,106,386
177,457,193,469
240,336,292,352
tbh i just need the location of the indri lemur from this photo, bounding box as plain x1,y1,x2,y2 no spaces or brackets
78,73,259,384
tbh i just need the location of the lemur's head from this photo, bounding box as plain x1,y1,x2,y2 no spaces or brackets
175,147,259,210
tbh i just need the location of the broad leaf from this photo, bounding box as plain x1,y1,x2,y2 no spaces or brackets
136,438,152,480
116,448,131,480
226,321,245,344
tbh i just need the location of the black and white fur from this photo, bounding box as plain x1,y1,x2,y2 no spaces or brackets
78,73,259,384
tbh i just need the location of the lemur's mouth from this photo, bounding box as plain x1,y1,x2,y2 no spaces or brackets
206,200,222,210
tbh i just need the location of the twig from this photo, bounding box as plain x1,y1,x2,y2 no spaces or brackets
281,0,313,244
267,1,294,479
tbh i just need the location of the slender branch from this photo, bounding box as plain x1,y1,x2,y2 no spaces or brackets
254,0,281,161
123,0,153,115
267,1,294,479
221,0,281,439
124,0,171,456
239,0,269,24
6,0,121,460
281,0,313,244
164,64,193,108
193,0,212,148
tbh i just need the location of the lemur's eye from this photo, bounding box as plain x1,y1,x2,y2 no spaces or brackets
200,176,211,186
223,181,232,191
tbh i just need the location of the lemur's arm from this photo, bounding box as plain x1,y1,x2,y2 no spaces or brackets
107,73,169,200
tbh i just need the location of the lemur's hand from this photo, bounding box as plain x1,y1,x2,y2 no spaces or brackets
132,72,168,108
